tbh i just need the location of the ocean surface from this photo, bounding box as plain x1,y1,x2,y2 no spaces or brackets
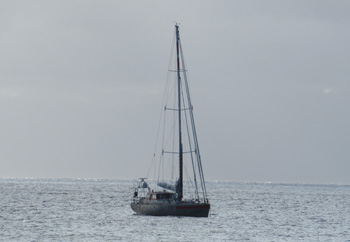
1,178,349,241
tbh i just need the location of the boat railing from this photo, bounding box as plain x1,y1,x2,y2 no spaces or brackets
132,196,142,203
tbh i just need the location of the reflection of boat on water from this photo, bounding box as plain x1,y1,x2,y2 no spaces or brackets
130,24,210,217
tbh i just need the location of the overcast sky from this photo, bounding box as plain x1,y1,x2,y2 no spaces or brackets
1,1,349,184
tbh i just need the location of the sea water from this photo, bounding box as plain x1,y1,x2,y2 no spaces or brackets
1,178,349,241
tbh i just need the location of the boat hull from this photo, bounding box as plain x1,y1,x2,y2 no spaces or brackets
131,200,210,217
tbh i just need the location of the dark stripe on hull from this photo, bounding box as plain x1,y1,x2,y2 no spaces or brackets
131,202,210,217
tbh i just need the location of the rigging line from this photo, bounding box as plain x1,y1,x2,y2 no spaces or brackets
157,92,168,182
180,40,208,202
163,113,177,148
159,87,178,182
171,89,176,181
180,75,200,201
162,79,180,153
191,99,207,200
147,154,156,181
164,34,178,106
162,107,176,181
183,160,194,198
182,153,196,199
164,76,177,108
178,41,200,200
174,36,194,105
149,31,176,181
181,66,207,202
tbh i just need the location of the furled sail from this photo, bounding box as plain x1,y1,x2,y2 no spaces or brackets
157,180,178,192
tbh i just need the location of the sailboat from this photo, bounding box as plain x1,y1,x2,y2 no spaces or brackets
131,24,210,217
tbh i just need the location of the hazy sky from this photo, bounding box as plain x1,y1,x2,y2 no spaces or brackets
1,1,349,184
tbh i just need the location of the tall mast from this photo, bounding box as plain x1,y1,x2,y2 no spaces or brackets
175,24,183,200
